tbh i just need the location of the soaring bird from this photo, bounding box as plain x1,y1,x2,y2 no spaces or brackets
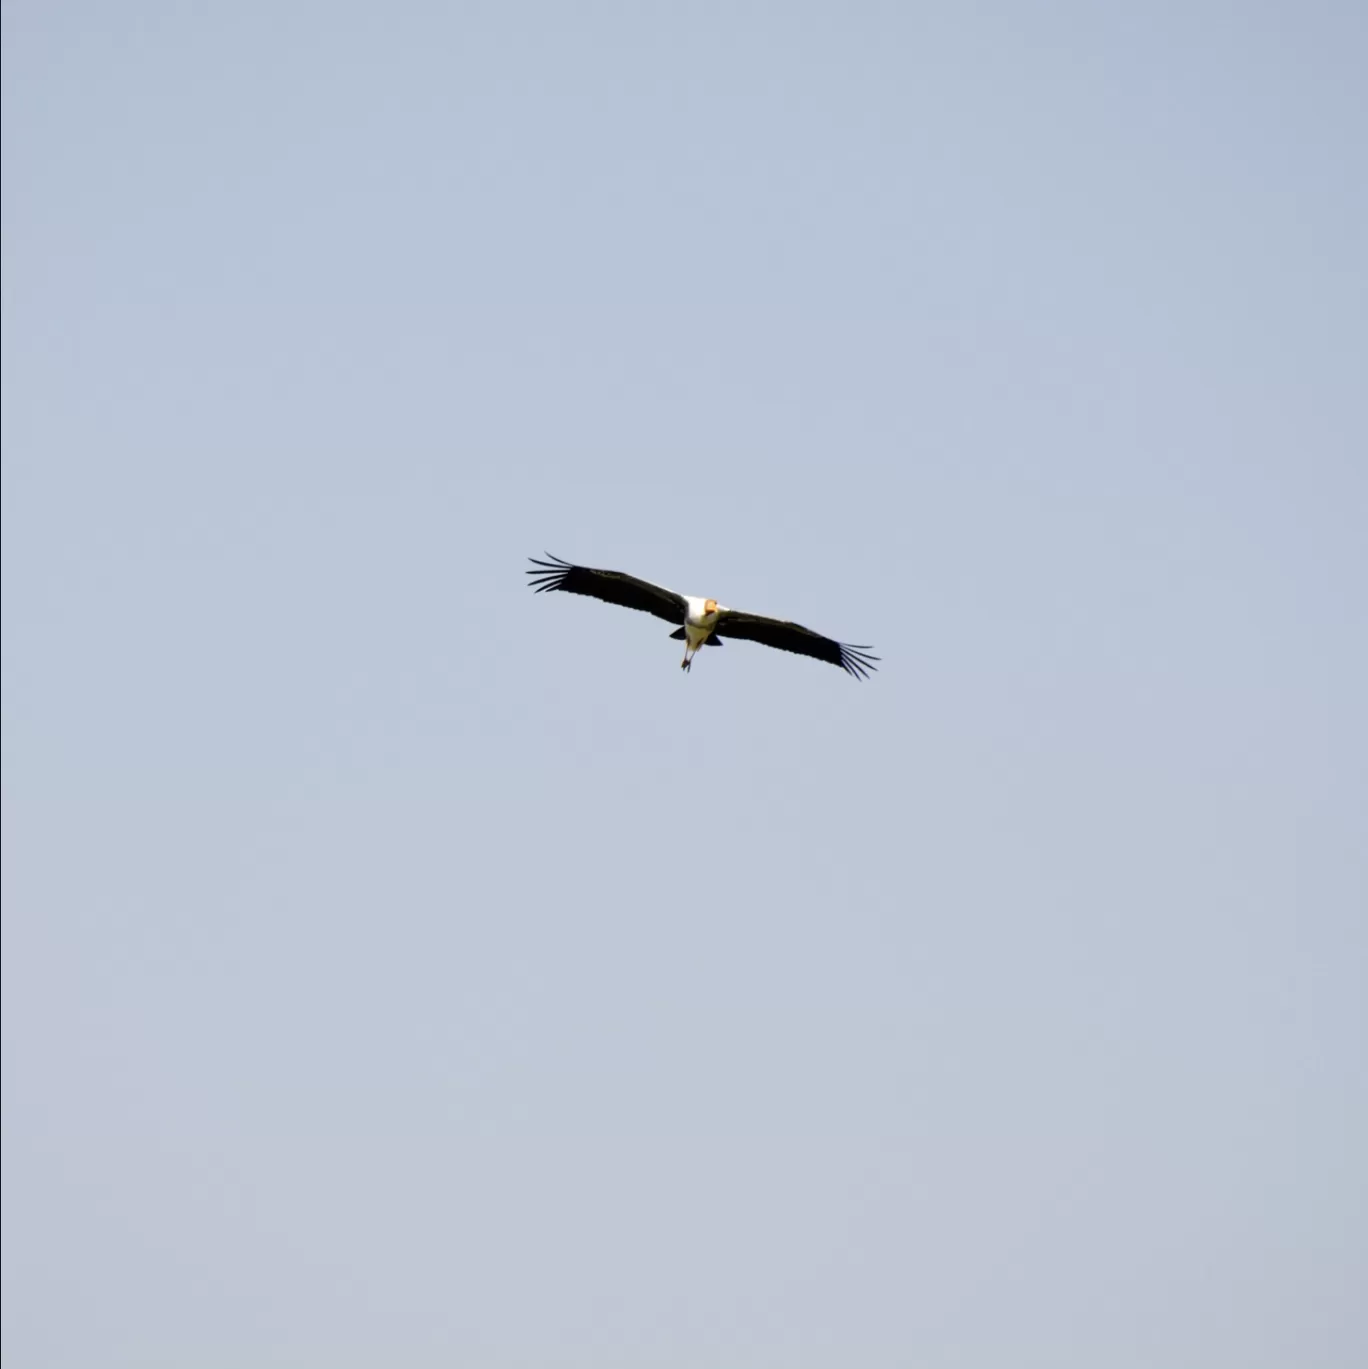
527,554,879,679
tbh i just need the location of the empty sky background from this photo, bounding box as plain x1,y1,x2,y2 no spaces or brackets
3,2,1366,1366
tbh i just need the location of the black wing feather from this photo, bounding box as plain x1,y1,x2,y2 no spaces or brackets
713,610,879,680
526,554,687,625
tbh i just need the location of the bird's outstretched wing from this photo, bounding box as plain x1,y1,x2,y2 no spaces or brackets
526,554,688,625
713,609,879,679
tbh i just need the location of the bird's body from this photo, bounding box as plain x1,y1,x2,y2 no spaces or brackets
679,596,722,670
527,554,878,679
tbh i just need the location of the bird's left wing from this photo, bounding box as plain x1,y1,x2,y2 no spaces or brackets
527,554,688,625
713,609,879,679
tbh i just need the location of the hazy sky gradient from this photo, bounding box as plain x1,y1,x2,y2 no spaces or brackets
3,3,1366,1366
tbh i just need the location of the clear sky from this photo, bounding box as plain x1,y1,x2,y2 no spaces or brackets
3,3,1366,1366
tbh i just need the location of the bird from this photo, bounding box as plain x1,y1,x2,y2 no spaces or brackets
526,553,879,679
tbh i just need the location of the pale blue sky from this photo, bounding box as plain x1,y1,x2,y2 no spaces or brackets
3,2,1366,1366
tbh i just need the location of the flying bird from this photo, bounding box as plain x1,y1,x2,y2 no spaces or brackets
526,554,879,679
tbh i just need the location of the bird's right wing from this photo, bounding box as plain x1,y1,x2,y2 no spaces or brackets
526,554,688,625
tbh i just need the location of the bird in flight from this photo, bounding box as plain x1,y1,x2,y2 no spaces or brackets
527,554,879,679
